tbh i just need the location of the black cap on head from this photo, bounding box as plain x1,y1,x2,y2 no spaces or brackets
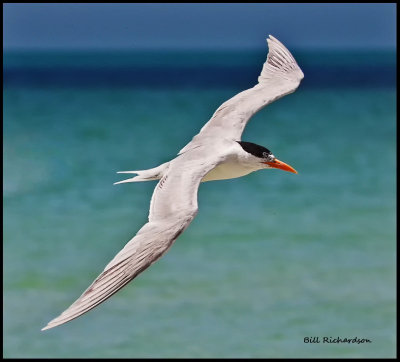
237,141,271,158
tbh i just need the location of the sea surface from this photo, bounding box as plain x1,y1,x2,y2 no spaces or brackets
3,49,396,358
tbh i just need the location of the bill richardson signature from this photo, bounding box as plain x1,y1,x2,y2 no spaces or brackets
304,337,372,344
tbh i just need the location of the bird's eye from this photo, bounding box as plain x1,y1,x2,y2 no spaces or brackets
263,152,275,162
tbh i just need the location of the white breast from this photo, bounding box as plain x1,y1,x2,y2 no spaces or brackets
201,161,258,182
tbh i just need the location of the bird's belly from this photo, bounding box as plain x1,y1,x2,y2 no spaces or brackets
201,162,257,182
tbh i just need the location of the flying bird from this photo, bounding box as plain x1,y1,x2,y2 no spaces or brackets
42,35,304,331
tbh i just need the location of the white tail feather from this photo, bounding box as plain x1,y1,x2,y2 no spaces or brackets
114,177,140,185
114,162,170,185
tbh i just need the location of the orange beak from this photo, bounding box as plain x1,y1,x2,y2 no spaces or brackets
264,159,297,174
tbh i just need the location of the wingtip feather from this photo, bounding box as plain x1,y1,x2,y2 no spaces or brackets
259,34,304,83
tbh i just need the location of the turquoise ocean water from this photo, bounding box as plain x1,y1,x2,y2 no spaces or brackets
3,50,396,357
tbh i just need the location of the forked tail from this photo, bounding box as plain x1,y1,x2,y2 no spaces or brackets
114,162,169,185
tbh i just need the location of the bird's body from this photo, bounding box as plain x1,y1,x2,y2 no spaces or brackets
202,157,259,182
42,35,304,331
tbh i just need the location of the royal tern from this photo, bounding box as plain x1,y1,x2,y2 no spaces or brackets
42,35,304,331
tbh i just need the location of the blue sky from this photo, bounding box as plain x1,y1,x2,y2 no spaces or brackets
3,3,396,50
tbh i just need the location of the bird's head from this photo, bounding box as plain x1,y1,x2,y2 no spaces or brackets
237,141,297,174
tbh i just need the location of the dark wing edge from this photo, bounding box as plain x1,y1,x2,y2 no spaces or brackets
41,216,193,331
42,148,227,331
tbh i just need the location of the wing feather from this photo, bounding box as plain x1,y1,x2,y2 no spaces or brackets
41,220,184,330
178,35,304,154
42,147,227,331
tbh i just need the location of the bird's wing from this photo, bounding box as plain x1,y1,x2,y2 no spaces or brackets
178,35,304,154
42,147,227,331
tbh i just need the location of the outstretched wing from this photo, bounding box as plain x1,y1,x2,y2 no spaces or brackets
179,35,304,154
42,147,226,331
